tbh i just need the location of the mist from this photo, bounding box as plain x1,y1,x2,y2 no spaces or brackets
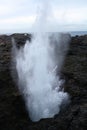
12,0,71,122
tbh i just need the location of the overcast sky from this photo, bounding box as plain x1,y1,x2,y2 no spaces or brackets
0,0,87,33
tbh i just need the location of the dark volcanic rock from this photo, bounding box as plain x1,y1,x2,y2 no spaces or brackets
0,33,87,130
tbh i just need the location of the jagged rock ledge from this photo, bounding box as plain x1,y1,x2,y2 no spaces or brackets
0,33,87,130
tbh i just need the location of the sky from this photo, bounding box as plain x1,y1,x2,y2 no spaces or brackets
0,0,87,33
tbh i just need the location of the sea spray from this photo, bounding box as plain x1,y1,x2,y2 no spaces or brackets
12,32,70,121
12,0,71,122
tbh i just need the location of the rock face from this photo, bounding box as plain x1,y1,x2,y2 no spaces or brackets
0,33,87,130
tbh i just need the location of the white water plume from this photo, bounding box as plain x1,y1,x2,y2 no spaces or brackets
12,32,70,122
12,0,71,122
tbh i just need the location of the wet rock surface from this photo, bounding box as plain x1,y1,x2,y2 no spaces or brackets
0,33,87,130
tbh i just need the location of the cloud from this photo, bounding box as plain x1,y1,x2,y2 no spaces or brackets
0,16,36,25
53,7,87,24
0,0,87,33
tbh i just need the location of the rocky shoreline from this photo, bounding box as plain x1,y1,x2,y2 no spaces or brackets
0,33,87,130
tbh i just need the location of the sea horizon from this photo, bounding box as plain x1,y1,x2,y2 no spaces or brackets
0,31,87,37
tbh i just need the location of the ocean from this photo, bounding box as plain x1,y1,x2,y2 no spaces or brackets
69,31,87,36
0,31,87,37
